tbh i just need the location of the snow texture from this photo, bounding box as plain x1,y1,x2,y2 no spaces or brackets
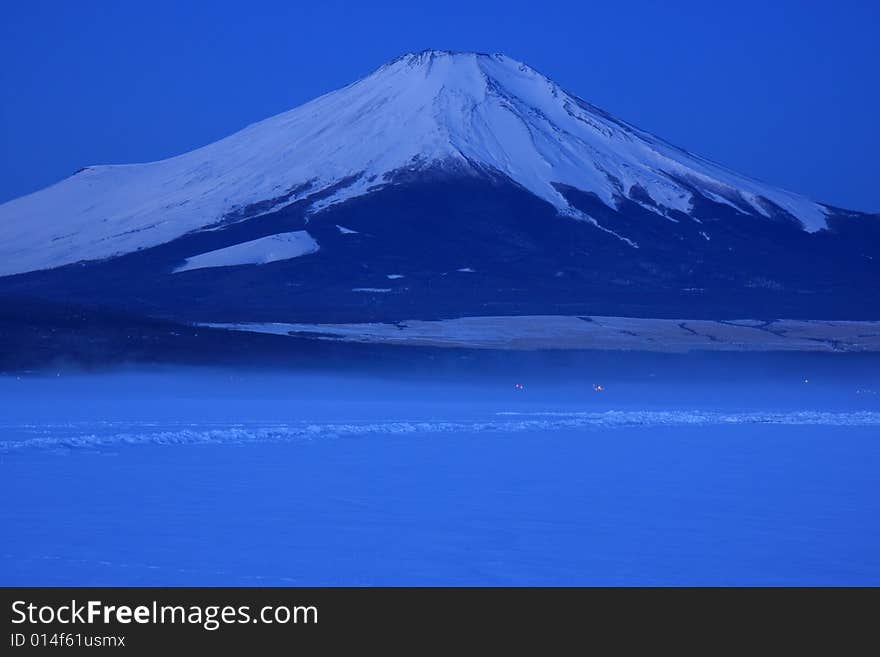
173,231,318,273
205,315,880,352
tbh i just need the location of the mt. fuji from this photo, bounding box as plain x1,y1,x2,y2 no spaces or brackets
1,50,878,344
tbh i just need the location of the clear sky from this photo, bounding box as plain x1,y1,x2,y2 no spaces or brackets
1,0,877,211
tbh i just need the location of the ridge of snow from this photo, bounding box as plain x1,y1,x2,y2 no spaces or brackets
0,49,833,276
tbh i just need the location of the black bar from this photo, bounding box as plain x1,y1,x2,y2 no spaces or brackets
1,587,876,652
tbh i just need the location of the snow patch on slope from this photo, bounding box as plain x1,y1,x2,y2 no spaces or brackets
173,231,318,273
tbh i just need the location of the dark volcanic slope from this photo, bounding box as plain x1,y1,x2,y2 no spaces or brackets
1,174,878,323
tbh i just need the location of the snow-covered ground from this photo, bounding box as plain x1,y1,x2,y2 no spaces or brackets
205,315,880,352
1,368,879,585
173,231,318,273
0,51,833,277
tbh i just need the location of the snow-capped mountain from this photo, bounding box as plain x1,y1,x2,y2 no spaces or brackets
0,50,877,326
0,50,840,274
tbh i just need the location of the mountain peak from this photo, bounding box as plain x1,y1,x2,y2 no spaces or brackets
367,49,534,95
386,49,501,65
375,49,540,85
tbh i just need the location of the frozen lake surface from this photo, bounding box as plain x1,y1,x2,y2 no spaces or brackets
1,368,878,585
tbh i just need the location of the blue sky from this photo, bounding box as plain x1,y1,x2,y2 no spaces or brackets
1,0,877,211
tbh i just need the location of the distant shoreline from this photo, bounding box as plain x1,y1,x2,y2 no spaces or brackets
204,315,880,353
